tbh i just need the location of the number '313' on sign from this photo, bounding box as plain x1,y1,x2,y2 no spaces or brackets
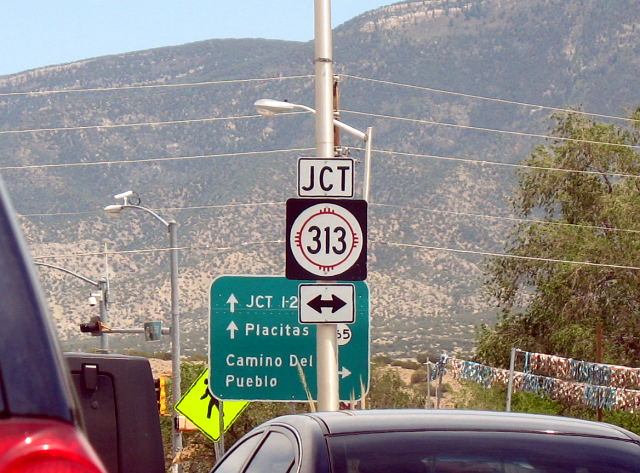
285,199,367,281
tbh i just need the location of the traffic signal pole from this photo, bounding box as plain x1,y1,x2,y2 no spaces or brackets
34,262,110,350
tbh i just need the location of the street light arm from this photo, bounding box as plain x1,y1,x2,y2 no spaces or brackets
255,98,367,142
34,262,100,288
291,103,317,114
333,119,367,142
121,204,171,228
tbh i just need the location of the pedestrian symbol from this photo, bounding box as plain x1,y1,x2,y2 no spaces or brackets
175,368,249,441
200,378,220,419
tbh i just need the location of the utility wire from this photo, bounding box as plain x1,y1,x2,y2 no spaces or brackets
351,147,640,180
32,239,284,261
4,143,636,180
4,71,632,126
371,203,640,235
342,74,640,124
32,238,640,271
371,241,640,272
1,147,313,172
160,201,285,212
0,112,273,135
18,201,286,218
20,200,640,236
0,74,313,97
343,110,640,150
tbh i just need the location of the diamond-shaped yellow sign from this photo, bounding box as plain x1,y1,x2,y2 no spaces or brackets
175,368,249,441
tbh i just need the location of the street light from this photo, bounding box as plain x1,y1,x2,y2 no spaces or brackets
104,191,182,473
254,99,374,201
34,262,110,351
256,93,372,412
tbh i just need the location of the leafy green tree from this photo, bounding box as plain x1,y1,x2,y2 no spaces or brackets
478,108,640,367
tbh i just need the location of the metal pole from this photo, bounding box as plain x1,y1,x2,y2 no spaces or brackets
425,362,431,409
315,0,334,159
436,370,443,409
168,220,183,473
98,279,109,351
363,127,373,202
333,75,341,153
102,243,111,351
102,327,170,334
218,401,225,458
595,321,604,421
314,0,338,413
33,262,108,350
506,347,517,411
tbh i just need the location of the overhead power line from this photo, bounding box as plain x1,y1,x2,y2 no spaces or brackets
0,74,313,97
1,147,314,172
343,110,640,151
342,74,640,124
19,199,640,236
18,201,286,218
31,238,640,272
0,112,272,135
32,239,284,260
358,147,640,180
4,141,636,180
371,203,640,235
371,241,640,272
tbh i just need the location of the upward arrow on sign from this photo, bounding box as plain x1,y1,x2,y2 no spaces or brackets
226,321,239,339
226,294,238,313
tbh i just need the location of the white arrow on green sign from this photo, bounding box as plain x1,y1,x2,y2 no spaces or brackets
209,275,369,402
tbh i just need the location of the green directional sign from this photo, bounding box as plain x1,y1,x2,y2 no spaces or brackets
209,275,369,402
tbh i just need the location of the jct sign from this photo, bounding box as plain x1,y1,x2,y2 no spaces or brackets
298,158,353,197
286,198,367,281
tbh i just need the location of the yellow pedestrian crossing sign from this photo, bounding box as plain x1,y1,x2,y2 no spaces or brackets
175,368,249,441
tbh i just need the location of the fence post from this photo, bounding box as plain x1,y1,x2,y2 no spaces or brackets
425,362,431,409
506,347,517,411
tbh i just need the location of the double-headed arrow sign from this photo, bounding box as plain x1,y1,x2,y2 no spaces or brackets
307,294,347,314
298,284,355,323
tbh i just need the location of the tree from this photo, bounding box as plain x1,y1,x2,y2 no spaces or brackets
366,361,425,408
477,108,640,367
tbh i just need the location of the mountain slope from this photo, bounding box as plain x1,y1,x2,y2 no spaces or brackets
1,0,638,357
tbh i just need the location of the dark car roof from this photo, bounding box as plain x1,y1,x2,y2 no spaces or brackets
270,409,640,442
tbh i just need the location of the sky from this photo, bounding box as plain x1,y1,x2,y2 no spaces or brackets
1,1,395,76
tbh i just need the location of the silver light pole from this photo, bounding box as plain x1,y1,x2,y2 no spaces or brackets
314,0,339,412
104,191,182,472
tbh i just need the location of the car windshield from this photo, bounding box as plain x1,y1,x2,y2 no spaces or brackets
327,430,640,473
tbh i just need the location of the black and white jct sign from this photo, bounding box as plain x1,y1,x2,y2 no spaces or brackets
286,199,367,281
298,158,353,197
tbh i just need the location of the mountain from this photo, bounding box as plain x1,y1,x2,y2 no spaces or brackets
1,0,638,357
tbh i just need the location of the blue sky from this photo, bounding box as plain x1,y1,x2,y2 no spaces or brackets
1,1,395,76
